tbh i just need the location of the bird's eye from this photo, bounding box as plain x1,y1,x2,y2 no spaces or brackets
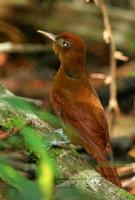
58,39,71,48
62,40,70,47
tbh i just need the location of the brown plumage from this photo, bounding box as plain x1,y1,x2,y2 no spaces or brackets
38,30,121,187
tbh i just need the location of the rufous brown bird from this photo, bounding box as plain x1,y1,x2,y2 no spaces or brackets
38,30,121,187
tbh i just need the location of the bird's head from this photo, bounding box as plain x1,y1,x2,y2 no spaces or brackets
38,30,87,64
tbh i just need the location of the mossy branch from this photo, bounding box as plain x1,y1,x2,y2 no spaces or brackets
0,84,133,199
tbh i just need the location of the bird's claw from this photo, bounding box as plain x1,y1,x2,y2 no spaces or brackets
49,140,70,149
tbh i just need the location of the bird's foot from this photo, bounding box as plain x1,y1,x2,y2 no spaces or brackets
50,140,70,148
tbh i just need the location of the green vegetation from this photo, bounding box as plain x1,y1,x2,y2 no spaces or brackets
0,97,57,200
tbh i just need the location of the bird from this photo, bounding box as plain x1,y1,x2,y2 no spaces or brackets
38,30,121,187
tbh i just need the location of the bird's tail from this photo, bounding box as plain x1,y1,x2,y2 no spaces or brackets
97,159,121,187
83,138,121,187
86,144,122,187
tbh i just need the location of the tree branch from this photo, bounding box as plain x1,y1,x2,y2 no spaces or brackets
92,0,127,131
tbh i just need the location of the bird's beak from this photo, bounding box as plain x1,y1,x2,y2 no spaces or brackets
37,30,57,42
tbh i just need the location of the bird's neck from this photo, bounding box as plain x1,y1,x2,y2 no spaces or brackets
59,52,86,76
52,59,87,92
52,52,87,91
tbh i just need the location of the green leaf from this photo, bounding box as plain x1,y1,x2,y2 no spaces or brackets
21,126,56,200
3,96,37,113
37,111,61,128
0,162,41,200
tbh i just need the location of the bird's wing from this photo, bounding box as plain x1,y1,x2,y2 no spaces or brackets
51,90,111,157
51,91,123,187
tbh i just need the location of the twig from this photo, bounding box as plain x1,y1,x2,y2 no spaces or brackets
91,0,127,131
0,127,19,140
0,130,11,140
95,0,119,116
0,19,25,43
90,73,112,84
0,42,50,53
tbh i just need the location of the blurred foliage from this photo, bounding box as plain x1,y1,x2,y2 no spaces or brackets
127,71,135,77
0,161,41,200
37,111,61,128
0,125,56,200
3,97,37,113
0,95,91,199
3,95,61,128
21,126,56,200
0,97,58,200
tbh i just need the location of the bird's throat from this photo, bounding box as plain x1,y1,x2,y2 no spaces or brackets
60,54,86,77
